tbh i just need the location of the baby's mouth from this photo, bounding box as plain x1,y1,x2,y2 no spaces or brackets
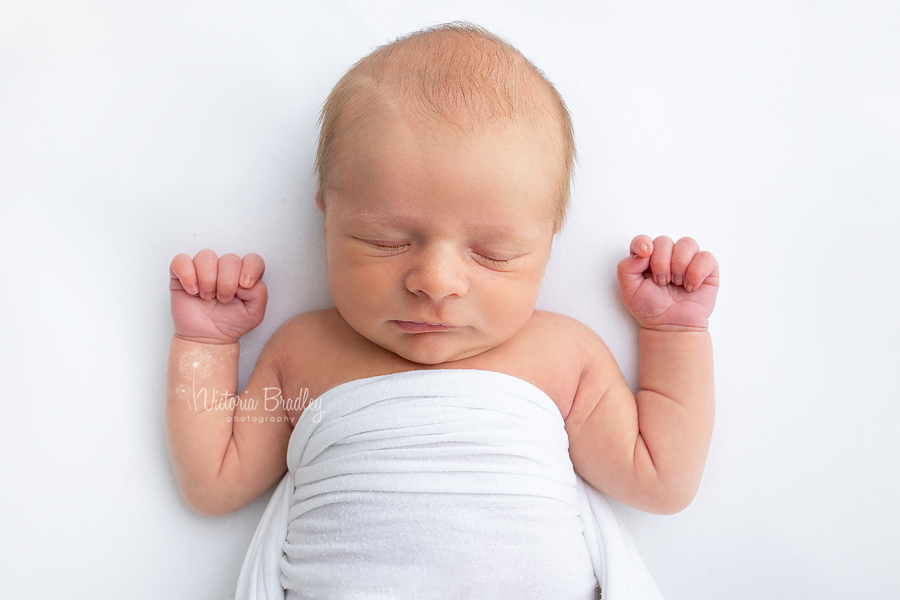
393,320,456,333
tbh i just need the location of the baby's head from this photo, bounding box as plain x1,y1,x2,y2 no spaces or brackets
316,22,575,231
315,23,577,364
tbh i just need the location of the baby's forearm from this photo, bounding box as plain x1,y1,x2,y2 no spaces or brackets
634,327,715,511
166,334,293,515
165,337,244,513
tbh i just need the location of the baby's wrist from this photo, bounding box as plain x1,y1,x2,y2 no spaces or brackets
173,333,242,347
638,323,709,334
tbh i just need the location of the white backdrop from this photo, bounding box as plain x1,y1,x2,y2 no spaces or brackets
2,1,899,598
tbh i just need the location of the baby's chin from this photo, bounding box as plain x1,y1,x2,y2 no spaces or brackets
376,332,498,366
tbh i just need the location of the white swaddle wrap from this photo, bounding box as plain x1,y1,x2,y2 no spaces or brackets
235,369,664,600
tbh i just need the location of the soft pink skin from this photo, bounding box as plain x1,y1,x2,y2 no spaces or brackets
165,111,720,517
317,111,558,365
169,250,267,344
618,235,719,331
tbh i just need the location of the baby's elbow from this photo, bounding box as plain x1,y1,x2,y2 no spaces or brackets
644,493,694,515
624,474,699,515
643,482,700,515
185,496,233,517
179,482,245,517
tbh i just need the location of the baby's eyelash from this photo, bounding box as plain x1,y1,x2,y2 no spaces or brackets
356,238,409,251
477,254,512,267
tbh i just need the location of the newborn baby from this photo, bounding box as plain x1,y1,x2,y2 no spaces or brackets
166,23,718,599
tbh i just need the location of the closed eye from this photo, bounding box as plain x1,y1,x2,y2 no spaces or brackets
356,238,410,253
479,255,511,266
474,253,518,270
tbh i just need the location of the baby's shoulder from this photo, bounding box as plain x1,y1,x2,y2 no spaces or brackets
524,311,627,408
489,311,611,415
261,309,369,397
524,310,605,352
523,311,619,378
528,309,593,333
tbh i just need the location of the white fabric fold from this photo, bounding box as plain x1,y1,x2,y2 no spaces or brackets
235,369,663,600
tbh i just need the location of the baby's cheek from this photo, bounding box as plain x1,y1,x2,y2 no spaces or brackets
481,279,538,332
333,263,393,309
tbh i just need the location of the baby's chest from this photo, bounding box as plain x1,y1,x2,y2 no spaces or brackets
275,319,584,422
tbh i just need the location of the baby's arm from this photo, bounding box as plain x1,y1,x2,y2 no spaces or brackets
166,250,293,516
566,236,718,514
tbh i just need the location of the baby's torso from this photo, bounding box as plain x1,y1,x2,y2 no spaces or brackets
278,369,599,600
273,308,589,424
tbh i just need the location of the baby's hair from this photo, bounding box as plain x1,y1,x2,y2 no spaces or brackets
316,22,576,229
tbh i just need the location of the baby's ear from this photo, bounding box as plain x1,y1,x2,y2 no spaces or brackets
315,192,325,214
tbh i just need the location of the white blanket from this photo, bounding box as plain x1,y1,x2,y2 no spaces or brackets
235,369,664,600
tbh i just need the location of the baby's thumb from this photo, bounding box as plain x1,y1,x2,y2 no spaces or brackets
618,236,652,282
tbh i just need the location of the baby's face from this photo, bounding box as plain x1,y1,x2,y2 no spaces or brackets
319,111,559,364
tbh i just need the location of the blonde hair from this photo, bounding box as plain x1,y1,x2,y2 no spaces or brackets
316,22,576,229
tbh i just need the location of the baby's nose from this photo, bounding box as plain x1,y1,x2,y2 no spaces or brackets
405,243,469,300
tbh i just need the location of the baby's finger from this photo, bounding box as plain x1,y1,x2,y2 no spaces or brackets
216,254,242,303
238,253,266,289
618,236,653,288
649,236,674,285
670,237,700,287
169,253,199,294
684,250,719,293
629,235,653,260
193,249,219,300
